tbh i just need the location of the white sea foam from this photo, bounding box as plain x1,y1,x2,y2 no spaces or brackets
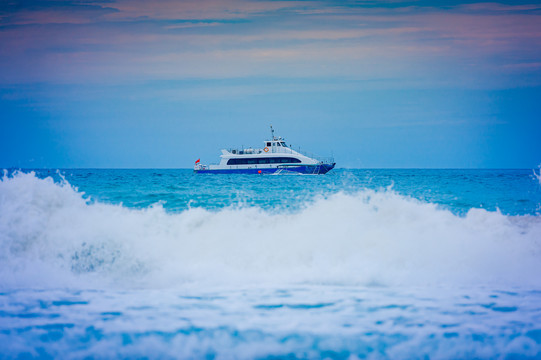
535,164,541,185
1,171,541,290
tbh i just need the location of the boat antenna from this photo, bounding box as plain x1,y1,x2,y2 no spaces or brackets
270,125,275,140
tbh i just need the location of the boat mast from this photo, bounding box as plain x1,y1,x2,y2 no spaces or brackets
270,125,275,140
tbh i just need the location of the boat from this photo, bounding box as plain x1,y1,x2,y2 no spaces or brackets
194,126,336,174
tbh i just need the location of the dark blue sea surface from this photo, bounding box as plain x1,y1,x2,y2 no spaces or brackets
1,168,541,358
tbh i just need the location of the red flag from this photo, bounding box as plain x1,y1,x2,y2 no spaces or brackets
195,158,200,164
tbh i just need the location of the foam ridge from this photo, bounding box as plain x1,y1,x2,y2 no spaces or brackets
1,171,540,290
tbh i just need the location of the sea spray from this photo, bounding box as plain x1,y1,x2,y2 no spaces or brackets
534,164,541,185
1,171,540,290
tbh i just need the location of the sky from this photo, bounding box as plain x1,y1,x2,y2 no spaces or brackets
1,0,541,168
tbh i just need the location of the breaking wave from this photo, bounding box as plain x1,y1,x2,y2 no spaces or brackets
1,171,541,290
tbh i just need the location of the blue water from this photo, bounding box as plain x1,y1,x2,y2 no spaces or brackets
26,168,541,215
1,168,541,359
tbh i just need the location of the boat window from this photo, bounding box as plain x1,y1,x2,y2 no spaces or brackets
281,142,286,147
227,157,301,165
266,142,271,146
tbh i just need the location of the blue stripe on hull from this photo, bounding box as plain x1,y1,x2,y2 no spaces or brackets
195,163,335,175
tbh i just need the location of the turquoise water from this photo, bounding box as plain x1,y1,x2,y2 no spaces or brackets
29,168,541,215
1,168,541,358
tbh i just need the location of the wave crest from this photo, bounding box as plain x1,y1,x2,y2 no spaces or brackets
1,171,540,289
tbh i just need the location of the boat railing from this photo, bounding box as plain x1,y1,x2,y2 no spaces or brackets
316,156,335,164
227,146,334,164
228,148,265,155
292,148,334,164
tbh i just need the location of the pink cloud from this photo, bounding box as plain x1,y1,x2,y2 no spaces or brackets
459,2,541,12
100,0,308,20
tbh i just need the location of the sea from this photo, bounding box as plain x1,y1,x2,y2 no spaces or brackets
1,168,541,359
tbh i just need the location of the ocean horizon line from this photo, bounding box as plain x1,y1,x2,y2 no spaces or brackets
2,167,537,171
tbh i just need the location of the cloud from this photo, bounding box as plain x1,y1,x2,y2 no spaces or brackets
1,0,541,88
100,0,308,20
458,2,541,13
1,1,118,25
